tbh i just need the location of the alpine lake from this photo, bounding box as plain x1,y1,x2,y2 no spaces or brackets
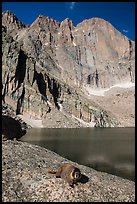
20,127,135,181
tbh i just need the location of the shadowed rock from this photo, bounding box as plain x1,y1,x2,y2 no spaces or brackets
2,115,26,140
79,174,89,184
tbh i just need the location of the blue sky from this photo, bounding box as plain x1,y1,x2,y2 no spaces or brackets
2,2,135,41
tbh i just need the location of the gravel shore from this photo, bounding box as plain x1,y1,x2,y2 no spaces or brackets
2,140,135,202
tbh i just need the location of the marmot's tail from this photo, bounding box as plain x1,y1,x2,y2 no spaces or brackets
48,169,56,174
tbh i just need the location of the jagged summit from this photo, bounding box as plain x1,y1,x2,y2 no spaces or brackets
2,10,15,16
29,14,60,34
60,18,74,30
2,10,26,37
2,10,26,28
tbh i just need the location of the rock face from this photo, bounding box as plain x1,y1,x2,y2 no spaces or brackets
2,10,135,127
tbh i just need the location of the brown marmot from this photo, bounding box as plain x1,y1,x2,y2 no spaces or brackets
48,163,82,187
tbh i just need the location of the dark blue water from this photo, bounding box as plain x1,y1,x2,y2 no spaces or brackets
20,127,135,181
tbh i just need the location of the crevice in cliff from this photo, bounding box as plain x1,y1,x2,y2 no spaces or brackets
32,67,61,109
32,66,49,105
87,69,99,87
14,49,27,88
35,71,47,97
2,73,9,103
95,69,99,87
127,40,134,83
128,39,132,59
76,46,81,64
87,74,91,84
128,67,134,82
16,86,25,115
46,75,61,109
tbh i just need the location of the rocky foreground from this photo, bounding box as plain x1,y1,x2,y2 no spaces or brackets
2,140,135,202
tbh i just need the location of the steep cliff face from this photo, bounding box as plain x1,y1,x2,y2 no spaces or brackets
2,10,135,127
71,18,135,88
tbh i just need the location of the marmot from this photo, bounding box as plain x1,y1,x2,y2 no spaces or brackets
48,163,82,187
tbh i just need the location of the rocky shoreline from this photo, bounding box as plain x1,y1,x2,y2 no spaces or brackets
2,140,135,202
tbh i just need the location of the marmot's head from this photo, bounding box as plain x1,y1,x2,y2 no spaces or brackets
72,168,81,181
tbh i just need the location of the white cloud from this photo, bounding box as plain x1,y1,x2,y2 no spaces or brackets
123,29,129,33
66,2,76,10
70,2,76,10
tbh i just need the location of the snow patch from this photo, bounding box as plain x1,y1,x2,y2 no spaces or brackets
72,115,96,127
73,41,77,46
18,114,43,128
84,82,135,96
58,103,63,111
44,43,49,46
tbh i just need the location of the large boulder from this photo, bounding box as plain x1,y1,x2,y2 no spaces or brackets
2,115,26,140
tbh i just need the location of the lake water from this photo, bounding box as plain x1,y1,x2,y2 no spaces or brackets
20,127,135,181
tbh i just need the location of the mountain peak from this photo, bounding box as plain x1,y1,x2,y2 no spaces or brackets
60,18,74,30
2,10,26,32
2,10,14,16
30,15,60,32
76,17,111,29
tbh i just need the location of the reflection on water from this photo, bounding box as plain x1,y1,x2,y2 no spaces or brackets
20,127,135,181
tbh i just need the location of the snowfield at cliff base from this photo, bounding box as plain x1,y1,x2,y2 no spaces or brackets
85,82,135,96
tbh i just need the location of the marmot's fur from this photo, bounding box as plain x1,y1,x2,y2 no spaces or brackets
48,163,82,187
